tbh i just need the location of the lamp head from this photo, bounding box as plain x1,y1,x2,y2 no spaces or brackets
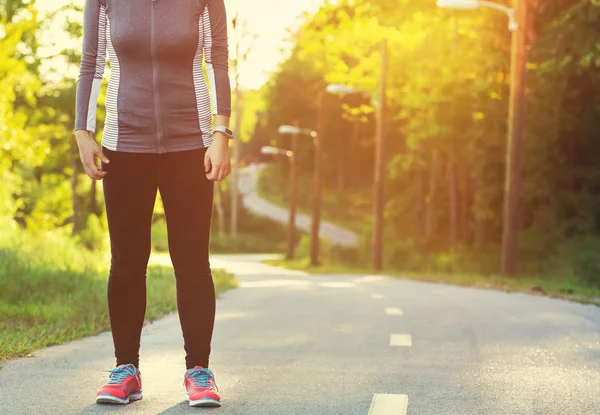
278,125,300,135
436,0,479,10
260,146,282,155
326,84,359,95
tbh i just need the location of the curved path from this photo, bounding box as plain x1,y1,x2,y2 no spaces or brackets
238,163,358,247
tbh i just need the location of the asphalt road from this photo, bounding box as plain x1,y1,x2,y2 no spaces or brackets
1,253,600,415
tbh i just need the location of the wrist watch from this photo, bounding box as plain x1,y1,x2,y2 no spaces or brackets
213,126,235,139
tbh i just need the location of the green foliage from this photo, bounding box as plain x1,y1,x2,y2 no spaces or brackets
547,236,600,286
0,3,40,224
0,0,114,245
249,0,600,284
77,213,109,251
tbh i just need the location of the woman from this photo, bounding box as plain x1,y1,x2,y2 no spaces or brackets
74,0,233,408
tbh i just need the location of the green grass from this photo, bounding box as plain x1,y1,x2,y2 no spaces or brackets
265,256,600,305
151,204,298,255
0,228,238,362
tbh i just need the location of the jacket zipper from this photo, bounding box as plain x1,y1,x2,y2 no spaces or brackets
150,0,164,153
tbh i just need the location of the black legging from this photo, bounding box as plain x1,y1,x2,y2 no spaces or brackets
101,146,215,370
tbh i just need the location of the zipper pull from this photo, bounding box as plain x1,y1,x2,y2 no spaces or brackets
152,0,156,3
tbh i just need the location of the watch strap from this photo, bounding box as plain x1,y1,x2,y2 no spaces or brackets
213,126,234,139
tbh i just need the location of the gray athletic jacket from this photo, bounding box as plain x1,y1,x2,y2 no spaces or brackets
75,0,231,154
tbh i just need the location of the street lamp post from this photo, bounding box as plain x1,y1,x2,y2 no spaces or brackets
278,123,320,265
288,121,299,260
260,144,296,258
437,0,526,276
312,91,325,266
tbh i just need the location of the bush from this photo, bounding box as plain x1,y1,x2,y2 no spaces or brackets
78,213,109,251
553,236,600,286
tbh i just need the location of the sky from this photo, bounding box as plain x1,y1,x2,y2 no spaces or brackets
225,0,323,88
36,0,325,90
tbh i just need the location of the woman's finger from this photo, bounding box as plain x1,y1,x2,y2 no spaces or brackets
221,164,230,180
204,152,212,174
85,159,99,176
221,164,230,181
215,165,225,181
90,167,106,180
82,165,92,179
218,165,227,181
96,149,110,164
211,164,223,181
95,169,108,180
84,157,106,180
206,166,215,181
84,165,99,180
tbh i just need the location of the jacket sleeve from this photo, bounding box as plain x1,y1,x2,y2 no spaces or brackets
202,0,232,117
75,0,107,132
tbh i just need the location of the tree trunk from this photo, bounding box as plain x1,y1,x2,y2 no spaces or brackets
416,143,424,237
425,150,437,240
448,147,457,245
230,72,241,236
214,181,225,236
474,179,485,249
71,145,81,236
337,155,344,191
459,164,470,244
90,177,98,216
350,119,360,188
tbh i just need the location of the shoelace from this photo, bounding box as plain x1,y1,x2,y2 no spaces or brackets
184,368,219,391
104,364,140,385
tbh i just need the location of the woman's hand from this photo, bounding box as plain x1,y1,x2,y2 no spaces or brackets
205,133,231,181
75,130,110,180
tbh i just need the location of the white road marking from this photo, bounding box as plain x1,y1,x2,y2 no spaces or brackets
368,394,409,415
215,312,251,321
356,275,386,283
318,282,356,288
385,307,403,316
371,294,385,299
390,334,412,347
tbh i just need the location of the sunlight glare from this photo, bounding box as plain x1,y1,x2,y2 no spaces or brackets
35,0,325,90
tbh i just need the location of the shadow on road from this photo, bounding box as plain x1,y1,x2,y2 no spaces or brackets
74,403,132,414
155,401,207,414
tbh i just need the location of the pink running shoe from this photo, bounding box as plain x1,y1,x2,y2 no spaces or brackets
96,364,143,404
184,366,221,407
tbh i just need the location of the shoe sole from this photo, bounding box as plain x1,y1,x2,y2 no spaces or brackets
188,397,221,407
96,391,143,405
